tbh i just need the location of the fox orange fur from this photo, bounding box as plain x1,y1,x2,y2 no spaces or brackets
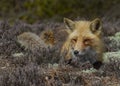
40,30,56,46
61,18,104,65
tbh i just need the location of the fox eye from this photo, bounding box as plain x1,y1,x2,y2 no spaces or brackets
71,38,77,43
84,39,90,45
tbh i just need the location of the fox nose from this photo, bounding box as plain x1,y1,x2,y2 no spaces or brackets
74,50,79,55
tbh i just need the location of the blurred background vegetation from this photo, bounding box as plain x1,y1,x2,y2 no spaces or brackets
0,0,120,23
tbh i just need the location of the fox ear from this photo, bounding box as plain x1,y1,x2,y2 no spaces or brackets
90,18,102,34
64,18,75,31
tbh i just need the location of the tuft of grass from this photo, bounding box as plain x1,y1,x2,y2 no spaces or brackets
103,51,120,63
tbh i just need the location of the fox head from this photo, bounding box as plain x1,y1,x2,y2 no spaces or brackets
63,18,104,67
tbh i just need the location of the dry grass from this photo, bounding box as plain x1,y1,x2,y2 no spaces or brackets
0,19,120,86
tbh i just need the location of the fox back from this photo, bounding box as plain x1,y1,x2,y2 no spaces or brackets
17,30,56,51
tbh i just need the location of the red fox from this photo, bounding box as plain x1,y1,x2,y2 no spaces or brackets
61,18,104,69
17,30,55,51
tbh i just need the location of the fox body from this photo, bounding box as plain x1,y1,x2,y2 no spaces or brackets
40,30,56,46
17,30,55,51
61,18,104,68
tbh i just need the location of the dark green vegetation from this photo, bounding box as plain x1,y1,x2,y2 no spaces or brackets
0,0,120,23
